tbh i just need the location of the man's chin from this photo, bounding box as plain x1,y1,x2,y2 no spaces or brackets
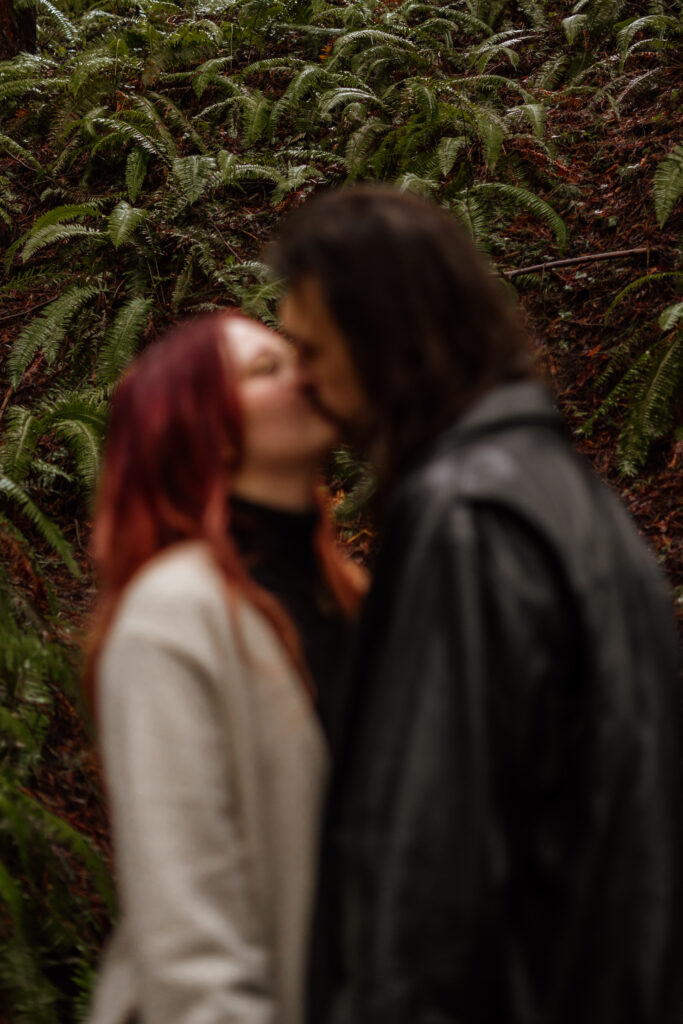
317,405,374,453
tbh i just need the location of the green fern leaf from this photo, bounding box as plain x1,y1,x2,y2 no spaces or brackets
7,284,101,387
28,0,76,41
658,301,683,333
193,55,235,97
41,394,108,494
0,784,114,912
0,135,42,171
519,102,546,140
97,296,153,384
618,332,683,472
476,110,505,172
395,171,438,196
616,15,680,56
90,116,172,165
0,475,80,575
436,136,467,176
271,164,320,204
108,201,146,248
562,13,587,44
126,148,149,204
604,272,681,322
29,204,101,233
22,224,103,263
472,182,568,251
68,50,120,96
653,143,683,228
1,408,41,482
319,86,385,117
172,154,217,205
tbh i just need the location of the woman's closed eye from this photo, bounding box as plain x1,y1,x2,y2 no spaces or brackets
246,353,282,377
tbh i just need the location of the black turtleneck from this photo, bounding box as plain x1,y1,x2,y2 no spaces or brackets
230,496,353,741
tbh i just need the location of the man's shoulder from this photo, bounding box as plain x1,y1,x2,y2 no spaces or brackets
392,409,575,529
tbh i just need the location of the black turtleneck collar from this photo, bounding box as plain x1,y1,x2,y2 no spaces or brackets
229,495,353,741
230,495,319,571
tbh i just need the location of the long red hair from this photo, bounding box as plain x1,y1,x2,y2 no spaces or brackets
85,312,365,709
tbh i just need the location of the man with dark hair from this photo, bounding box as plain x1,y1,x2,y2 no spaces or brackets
271,186,682,1024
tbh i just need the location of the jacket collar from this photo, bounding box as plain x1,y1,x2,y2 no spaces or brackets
402,379,563,481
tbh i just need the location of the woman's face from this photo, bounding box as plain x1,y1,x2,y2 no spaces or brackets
225,317,338,473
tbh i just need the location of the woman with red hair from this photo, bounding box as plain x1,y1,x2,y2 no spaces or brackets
86,313,365,1024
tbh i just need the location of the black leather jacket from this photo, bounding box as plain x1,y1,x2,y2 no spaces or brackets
309,381,682,1024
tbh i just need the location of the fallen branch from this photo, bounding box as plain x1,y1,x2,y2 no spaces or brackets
503,246,651,279
0,298,55,322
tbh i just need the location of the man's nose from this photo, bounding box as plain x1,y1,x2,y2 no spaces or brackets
294,357,316,394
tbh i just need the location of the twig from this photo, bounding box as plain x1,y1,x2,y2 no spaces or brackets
73,518,92,558
0,298,55,322
503,246,651,279
0,387,13,424
209,216,244,264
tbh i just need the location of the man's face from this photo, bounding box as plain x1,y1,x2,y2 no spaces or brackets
279,276,373,443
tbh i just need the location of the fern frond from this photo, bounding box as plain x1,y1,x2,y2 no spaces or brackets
395,171,438,196
659,300,683,333
67,49,120,96
193,55,238,97
436,135,468,176
90,115,172,165
29,203,102,233
319,86,386,117
240,91,274,145
97,296,153,384
1,408,41,483
21,224,104,263
108,201,146,247
616,14,680,57
0,784,114,913
126,147,149,203
471,31,538,72
8,284,102,387
532,52,569,90
329,28,418,63
653,143,683,228
0,135,42,171
39,393,108,494
562,13,587,45
604,271,681,321
344,118,389,177
471,182,568,250
617,331,683,473
271,164,320,204
27,0,76,41
0,476,79,575
172,154,218,205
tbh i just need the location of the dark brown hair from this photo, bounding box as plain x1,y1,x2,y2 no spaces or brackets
270,186,533,481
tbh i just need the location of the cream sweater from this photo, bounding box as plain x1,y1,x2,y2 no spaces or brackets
87,542,328,1024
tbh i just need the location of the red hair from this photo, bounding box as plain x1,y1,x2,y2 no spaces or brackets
85,312,365,708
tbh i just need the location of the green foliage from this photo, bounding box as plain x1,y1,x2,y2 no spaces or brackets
0,531,110,1021
653,142,683,227
583,270,683,473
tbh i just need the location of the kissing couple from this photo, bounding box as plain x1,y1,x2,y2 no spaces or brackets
86,187,681,1024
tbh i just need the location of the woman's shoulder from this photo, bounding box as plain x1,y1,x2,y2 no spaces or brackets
121,540,220,605
110,541,223,633
106,541,286,672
